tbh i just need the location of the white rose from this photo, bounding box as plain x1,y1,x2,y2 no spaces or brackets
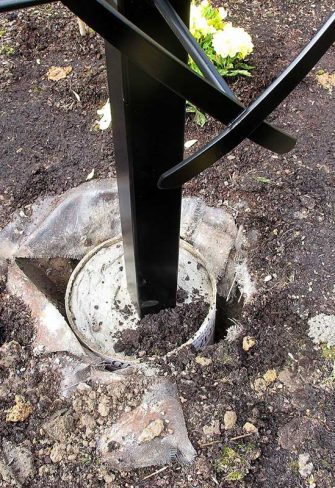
212,24,253,59
190,3,216,38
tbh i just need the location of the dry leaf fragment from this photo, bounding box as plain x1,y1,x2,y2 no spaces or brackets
6,395,32,422
47,66,72,81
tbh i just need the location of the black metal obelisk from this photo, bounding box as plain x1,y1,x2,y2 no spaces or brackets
105,0,191,317
1,0,333,322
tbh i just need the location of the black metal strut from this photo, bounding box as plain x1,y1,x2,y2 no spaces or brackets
152,0,235,97
0,0,294,155
105,0,190,316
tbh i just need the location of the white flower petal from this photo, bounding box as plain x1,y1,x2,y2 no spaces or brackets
184,139,198,148
212,24,253,59
96,100,112,131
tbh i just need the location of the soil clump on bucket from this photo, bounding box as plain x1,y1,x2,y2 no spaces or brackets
114,297,209,357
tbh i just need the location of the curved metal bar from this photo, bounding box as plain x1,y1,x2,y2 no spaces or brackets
61,0,295,155
159,11,335,189
153,0,235,97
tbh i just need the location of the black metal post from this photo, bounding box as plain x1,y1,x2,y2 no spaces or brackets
106,0,190,316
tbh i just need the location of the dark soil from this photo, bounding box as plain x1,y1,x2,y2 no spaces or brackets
114,298,209,357
0,0,334,487
0,294,66,453
0,294,34,348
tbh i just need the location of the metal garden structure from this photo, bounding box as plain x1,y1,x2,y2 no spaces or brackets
1,0,334,317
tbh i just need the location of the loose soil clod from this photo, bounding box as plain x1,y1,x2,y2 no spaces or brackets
114,298,209,357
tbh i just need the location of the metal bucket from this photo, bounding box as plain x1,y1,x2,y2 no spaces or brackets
65,237,216,367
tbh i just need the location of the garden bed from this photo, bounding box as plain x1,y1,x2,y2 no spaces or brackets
0,1,334,487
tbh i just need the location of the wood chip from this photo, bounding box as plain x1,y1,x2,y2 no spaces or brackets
229,432,254,442
199,440,222,448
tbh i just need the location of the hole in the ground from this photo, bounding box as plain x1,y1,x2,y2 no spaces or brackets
13,254,247,359
16,257,79,317
214,286,245,342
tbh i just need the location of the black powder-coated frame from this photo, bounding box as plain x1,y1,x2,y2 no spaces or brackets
105,0,190,314
1,0,334,317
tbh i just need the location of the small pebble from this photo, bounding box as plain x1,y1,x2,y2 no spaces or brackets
243,422,258,434
224,410,237,430
195,356,212,367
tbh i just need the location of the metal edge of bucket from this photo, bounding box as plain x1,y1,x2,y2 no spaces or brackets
65,236,217,366
169,239,217,355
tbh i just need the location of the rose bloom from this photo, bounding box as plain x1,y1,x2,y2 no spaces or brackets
212,23,254,59
190,2,216,38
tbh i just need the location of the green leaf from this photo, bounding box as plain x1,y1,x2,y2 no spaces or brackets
239,63,255,70
186,102,207,126
253,176,273,184
186,102,196,114
194,109,207,127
